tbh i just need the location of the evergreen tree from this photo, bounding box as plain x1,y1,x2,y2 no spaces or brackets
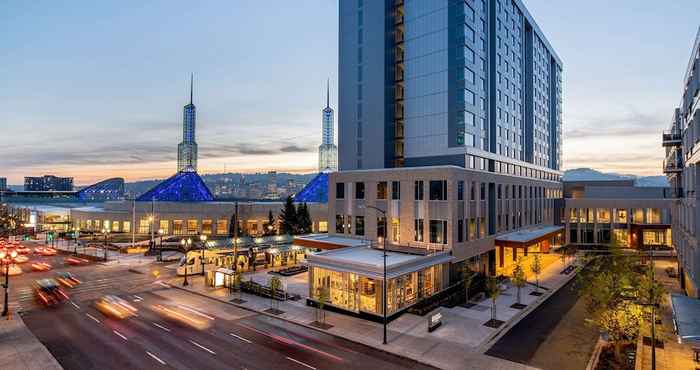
297,203,312,235
228,213,245,237
279,196,298,235
263,210,276,236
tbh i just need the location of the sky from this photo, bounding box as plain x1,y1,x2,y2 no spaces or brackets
1,1,699,185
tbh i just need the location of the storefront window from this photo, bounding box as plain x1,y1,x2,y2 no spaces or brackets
202,220,213,235
111,221,119,232
612,229,629,247
187,220,198,234
159,220,169,234
633,209,644,223
355,216,365,236
122,221,130,233
336,215,344,233
615,209,628,223
216,219,228,235
643,230,665,245
139,219,150,234
429,220,447,244
596,209,610,223
645,208,661,224
414,219,424,242
170,220,182,235
318,221,328,233
391,218,400,243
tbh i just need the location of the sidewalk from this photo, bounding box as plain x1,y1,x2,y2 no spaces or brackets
163,256,581,370
0,315,62,370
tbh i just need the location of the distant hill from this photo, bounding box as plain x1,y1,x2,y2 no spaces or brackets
563,168,669,187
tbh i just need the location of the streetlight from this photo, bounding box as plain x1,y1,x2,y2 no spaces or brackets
157,229,164,262
181,238,192,286
199,234,208,276
0,249,18,316
360,204,388,345
102,228,110,261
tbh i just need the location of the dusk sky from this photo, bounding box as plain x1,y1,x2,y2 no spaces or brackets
2,1,699,185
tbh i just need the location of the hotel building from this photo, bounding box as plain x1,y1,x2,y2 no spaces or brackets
664,27,700,297
304,0,566,317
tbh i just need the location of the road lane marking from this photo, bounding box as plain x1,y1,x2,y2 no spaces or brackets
133,295,143,301
189,340,216,355
113,330,128,341
152,322,171,332
286,357,316,370
146,351,166,365
156,281,170,288
86,313,100,323
229,333,252,343
70,301,80,310
237,323,343,362
177,305,215,320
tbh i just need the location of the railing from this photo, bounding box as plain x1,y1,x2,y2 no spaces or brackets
662,130,682,146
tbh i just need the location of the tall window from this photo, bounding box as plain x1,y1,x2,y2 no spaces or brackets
458,181,464,201
414,181,424,200
429,220,448,244
391,218,400,242
377,182,387,199
173,220,184,235
355,182,365,199
355,216,365,236
429,180,447,200
392,181,400,200
122,221,131,233
377,216,386,238
336,215,344,233
187,219,198,235
336,183,345,199
159,220,169,234
202,219,213,235
216,219,228,235
414,219,424,242
458,219,464,242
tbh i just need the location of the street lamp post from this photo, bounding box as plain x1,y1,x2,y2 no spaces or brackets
361,204,388,345
157,229,164,262
0,249,18,316
181,238,192,286
199,234,207,276
102,229,110,261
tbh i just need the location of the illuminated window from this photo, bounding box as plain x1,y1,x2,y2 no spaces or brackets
216,219,228,235
173,220,184,235
391,218,400,242
111,221,119,232
202,220,213,235
139,219,150,234
159,220,169,234
187,220,198,235
122,221,130,233
318,221,328,233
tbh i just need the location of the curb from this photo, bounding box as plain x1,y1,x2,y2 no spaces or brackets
166,282,441,369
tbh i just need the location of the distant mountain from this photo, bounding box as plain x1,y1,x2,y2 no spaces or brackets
563,168,669,187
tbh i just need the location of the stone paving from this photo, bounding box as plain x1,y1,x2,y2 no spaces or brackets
163,256,581,370
0,315,62,370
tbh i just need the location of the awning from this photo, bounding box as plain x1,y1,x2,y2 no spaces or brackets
495,225,563,247
671,294,700,343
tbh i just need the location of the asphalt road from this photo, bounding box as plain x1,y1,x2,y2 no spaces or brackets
9,247,434,370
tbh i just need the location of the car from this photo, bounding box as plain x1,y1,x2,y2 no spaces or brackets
13,255,29,264
64,257,87,266
39,248,57,256
16,246,31,255
7,265,23,276
34,279,68,306
31,262,52,272
151,304,212,330
55,272,81,288
94,295,138,319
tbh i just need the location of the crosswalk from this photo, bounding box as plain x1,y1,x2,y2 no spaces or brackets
10,272,161,314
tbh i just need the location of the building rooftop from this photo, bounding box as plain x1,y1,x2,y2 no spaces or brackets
496,225,563,244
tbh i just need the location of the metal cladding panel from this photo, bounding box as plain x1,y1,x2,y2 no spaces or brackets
136,171,213,202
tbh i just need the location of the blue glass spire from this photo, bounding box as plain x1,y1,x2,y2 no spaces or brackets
293,172,328,203
136,171,213,202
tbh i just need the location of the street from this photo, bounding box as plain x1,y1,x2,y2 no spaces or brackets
7,247,433,370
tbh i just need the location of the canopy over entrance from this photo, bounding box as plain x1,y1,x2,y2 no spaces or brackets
671,294,700,343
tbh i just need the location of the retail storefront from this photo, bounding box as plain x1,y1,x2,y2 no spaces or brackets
306,245,452,317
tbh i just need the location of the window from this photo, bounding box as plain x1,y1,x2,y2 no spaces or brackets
414,181,424,200
355,182,365,199
429,180,447,200
139,219,150,234
480,183,485,200
336,183,345,199
355,216,365,236
336,215,344,233
391,218,400,242
392,181,400,200
470,182,476,201
216,219,228,235
202,219,213,235
458,181,464,200
377,217,386,238
159,220,169,234
429,220,448,244
458,219,464,242
122,221,131,233
414,219,424,242
468,218,476,240
187,220,198,235
173,220,184,235
377,182,387,199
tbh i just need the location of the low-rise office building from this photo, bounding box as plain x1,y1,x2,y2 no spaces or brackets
563,180,673,248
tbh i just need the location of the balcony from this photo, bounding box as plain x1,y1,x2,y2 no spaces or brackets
663,150,684,173
662,130,682,147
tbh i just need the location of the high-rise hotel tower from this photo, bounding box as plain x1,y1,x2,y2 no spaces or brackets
319,80,339,171
177,74,198,172
338,0,563,175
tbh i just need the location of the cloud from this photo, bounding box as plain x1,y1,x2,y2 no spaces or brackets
564,110,667,140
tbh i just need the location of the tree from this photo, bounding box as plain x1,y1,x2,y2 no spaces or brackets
297,203,312,235
462,261,476,302
316,286,329,324
228,213,245,237
512,257,527,305
486,276,502,323
530,254,543,293
263,210,276,236
268,276,282,311
0,208,20,238
232,271,243,301
279,196,298,235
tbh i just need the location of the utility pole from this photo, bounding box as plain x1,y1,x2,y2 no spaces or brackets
131,198,136,249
